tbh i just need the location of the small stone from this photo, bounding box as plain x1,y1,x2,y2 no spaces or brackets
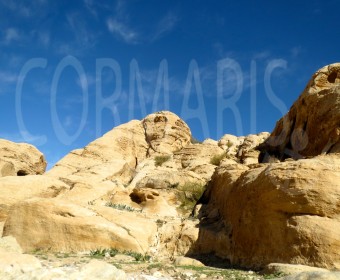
153,271,163,277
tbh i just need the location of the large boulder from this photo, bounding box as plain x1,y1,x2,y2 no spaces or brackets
3,198,157,254
0,139,46,176
0,175,70,221
195,155,340,269
142,111,191,155
259,63,340,161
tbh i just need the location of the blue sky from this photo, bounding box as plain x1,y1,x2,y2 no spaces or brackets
0,0,339,168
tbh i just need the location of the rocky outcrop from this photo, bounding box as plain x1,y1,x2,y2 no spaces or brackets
195,154,340,269
142,111,191,155
0,176,70,221
0,139,46,176
0,253,127,280
1,112,203,257
259,63,340,161
218,132,270,164
3,198,157,253
1,63,339,275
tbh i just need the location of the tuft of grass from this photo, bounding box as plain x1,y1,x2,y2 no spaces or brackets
210,152,227,166
89,248,151,262
90,248,119,258
226,140,233,148
105,202,142,213
124,251,151,262
176,182,206,213
154,155,171,167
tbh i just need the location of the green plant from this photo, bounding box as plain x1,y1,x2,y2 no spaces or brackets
154,155,171,166
263,272,286,279
176,182,206,213
105,202,142,213
210,152,227,166
90,248,119,258
124,251,151,262
89,248,151,262
156,219,165,227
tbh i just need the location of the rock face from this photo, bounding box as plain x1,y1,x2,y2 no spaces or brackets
196,155,340,269
142,112,191,155
0,176,70,221
1,63,340,274
259,63,340,161
0,139,46,176
3,198,157,253
2,112,200,258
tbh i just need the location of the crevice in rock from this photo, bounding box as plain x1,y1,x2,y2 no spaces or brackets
17,170,28,176
142,121,157,157
327,71,338,83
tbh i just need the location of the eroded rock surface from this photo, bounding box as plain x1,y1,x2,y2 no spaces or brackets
196,154,340,269
259,63,340,160
0,139,46,176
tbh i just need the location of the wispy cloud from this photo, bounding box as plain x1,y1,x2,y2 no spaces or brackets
0,71,17,83
3,28,20,44
67,13,96,49
0,131,46,146
38,31,50,47
0,0,47,18
106,18,139,44
151,12,179,41
0,1,32,17
105,1,178,44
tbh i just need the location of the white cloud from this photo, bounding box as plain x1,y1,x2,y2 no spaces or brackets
290,46,302,58
0,131,46,146
151,12,179,41
0,71,17,83
38,32,50,47
63,116,73,129
252,51,271,60
4,28,20,44
106,18,138,44
67,13,96,49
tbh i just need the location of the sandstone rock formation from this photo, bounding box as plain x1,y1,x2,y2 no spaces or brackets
193,63,340,270
0,139,46,176
1,63,339,274
259,63,340,161
196,152,340,269
0,176,70,221
2,111,200,258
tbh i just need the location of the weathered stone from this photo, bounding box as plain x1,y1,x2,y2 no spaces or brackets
174,256,205,267
196,155,340,269
275,271,340,280
263,263,329,276
259,63,340,160
3,198,157,254
0,175,70,221
142,111,191,155
0,139,46,176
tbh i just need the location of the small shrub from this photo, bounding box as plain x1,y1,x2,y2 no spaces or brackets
226,140,233,148
89,248,150,262
124,251,151,262
156,219,165,227
154,155,171,167
176,182,206,213
90,248,118,258
210,152,227,166
105,202,141,213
